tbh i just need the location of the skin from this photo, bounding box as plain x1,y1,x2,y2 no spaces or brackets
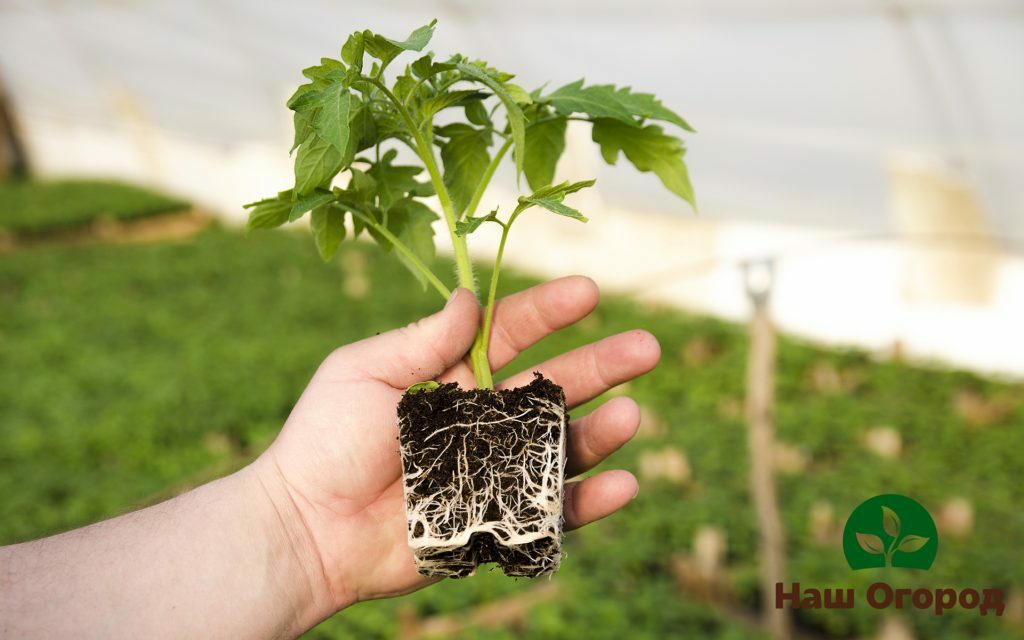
0,276,660,639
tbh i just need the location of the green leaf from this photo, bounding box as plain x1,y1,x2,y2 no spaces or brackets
856,532,885,555
340,33,365,72
387,199,439,290
896,535,930,554
312,83,353,155
294,135,343,195
611,86,695,132
455,208,499,236
243,191,292,233
591,118,695,208
523,116,567,191
439,123,491,215
386,19,437,52
465,100,490,126
406,380,440,394
309,203,346,260
882,506,901,539
411,55,456,80
348,102,378,155
302,58,346,83
367,149,431,209
292,110,314,154
504,83,532,105
419,90,488,126
289,189,336,222
456,62,526,182
549,80,637,125
524,197,587,221
517,179,595,222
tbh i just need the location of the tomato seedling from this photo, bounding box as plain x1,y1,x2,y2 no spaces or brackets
247,19,695,578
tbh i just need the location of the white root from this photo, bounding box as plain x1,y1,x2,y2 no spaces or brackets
398,390,567,578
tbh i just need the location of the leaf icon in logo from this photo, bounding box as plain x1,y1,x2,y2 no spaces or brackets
856,532,885,555
882,506,901,538
896,535,930,554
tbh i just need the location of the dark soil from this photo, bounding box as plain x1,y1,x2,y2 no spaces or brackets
397,373,567,578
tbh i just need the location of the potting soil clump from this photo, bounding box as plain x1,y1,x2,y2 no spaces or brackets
397,373,567,578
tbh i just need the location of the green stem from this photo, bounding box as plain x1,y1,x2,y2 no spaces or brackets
347,209,451,300
360,75,489,386
363,77,476,295
464,137,513,220
468,219,513,389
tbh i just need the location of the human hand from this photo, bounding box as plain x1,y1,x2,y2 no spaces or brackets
252,276,660,626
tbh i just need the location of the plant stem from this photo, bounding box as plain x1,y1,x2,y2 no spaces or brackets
362,75,494,387
468,219,513,389
347,209,451,300
362,77,477,296
464,137,513,220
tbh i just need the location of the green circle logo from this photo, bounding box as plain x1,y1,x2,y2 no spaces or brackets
842,494,938,570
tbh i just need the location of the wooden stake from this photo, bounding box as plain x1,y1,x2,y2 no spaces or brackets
0,72,29,179
743,259,792,640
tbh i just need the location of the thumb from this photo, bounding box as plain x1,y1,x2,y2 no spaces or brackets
339,288,479,388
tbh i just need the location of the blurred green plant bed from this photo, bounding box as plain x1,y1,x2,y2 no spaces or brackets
1,227,1022,639
0,178,190,235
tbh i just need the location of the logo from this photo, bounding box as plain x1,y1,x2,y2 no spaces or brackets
775,494,1005,616
842,494,937,570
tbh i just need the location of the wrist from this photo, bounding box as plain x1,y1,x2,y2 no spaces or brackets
242,457,352,634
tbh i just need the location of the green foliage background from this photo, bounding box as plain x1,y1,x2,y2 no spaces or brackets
0,179,189,233
2,222,1023,638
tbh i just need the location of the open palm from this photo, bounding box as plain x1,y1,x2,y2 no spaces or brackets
255,276,660,612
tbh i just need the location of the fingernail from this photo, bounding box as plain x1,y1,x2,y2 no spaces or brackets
632,485,640,500
444,288,462,310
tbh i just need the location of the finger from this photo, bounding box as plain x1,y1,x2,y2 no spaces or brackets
563,470,639,531
437,276,600,388
566,397,642,477
498,329,660,407
487,275,599,370
329,288,479,388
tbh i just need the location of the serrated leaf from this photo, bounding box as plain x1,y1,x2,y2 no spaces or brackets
292,109,314,154
465,100,490,126
882,506,901,538
549,80,637,125
289,189,336,222
348,102,378,154
294,134,343,195
439,123,491,216
243,191,292,233
341,32,364,72
388,199,439,290
411,55,456,80
367,149,430,209
455,209,498,236
310,204,346,260
504,83,532,105
856,532,885,555
517,179,594,222
592,118,695,208
896,535,930,554
302,58,346,83
287,83,320,112
420,90,488,126
456,62,526,182
523,116,567,191
312,83,353,155
386,19,437,52
611,86,695,132
523,196,587,221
